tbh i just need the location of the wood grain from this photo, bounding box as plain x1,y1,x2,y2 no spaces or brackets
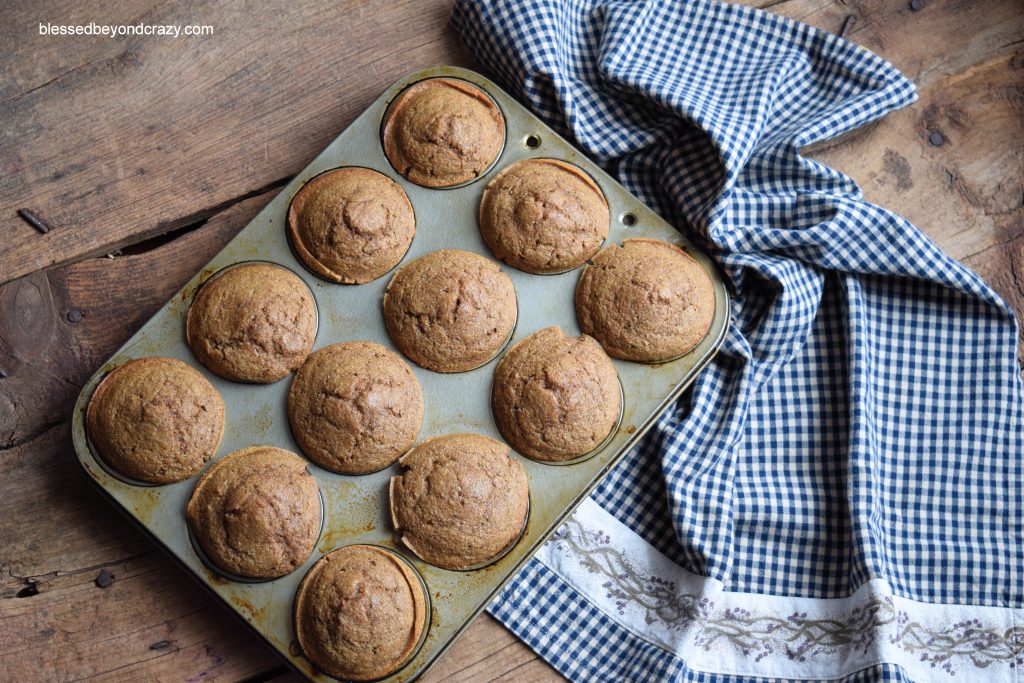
781,0,1024,344
0,0,471,285
0,186,560,683
0,0,1021,682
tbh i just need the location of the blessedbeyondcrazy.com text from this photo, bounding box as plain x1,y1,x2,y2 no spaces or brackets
39,22,213,38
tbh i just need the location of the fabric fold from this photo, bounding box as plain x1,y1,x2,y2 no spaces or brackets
453,0,1024,680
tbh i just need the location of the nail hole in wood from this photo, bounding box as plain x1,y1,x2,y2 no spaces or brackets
16,583,39,598
95,569,115,589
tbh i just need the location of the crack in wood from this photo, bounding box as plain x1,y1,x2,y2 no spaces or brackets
485,657,537,683
94,175,291,264
1,176,289,288
118,215,220,257
960,232,1024,262
235,665,291,682
442,639,521,679
3,550,156,589
1009,248,1024,300
5,56,107,105
0,416,66,452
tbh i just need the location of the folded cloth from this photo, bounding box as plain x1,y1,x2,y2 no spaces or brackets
452,1,1024,681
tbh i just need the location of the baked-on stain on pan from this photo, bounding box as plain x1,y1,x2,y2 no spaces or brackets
69,66,730,682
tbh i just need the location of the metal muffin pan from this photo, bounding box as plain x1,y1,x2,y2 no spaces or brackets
70,65,730,682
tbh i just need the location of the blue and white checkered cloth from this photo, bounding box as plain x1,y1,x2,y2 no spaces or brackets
452,1,1024,681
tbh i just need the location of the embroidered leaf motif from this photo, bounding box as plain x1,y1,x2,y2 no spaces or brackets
550,513,1024,676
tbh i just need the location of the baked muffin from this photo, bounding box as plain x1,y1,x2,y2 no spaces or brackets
186,262,318,383
575,239,715,362
383,250,517,373
288,341,424,475
294,545,426,681
492,327,621,462
287,167,415,284
382,78,504,188
186,446,321,579
480,159,609,273
389,433,529,570
86,357,224,484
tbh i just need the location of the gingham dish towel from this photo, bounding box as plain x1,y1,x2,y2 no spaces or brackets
452,1,1024,681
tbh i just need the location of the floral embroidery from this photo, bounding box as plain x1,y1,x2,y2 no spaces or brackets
893,618,1024,675
550,513,1024,676
551,523,708,627
697,599,893,664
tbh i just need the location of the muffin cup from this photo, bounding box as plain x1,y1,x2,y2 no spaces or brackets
382,255,519,374
379,76,507,190
292,544,431,681
186,480,325,584
573,242,717,364
186,260,320,383
478,158,610,276
83,360,224,487
491,377,625,467
83,374,162,488
285,166,417,285
393,487,532,573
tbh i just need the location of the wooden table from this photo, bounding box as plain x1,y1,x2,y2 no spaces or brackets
1,1,1020,681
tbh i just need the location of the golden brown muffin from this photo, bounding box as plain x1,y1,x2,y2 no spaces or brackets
86,357,224,484
186,446,321,579
186,262,318,383
287,167,416,284
389,433,529,570
382,78,504,188
492,327,621,462
575,239,716,362
383,250,517,373
294,545,426,681
480,159,609,274
288,341,424,475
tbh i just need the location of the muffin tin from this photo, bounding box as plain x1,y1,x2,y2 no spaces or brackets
70,66,730,682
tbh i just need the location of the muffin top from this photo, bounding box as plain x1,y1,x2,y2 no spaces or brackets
287,167,415,284
295,545,426,681
389,433,529,570
480,159,609,274
186,446,321,579
186,262,317,383
492,327,621,462
288,341,424,475
382,78,504,188
383,250,517,373
86,357,224,484
575,239,715,362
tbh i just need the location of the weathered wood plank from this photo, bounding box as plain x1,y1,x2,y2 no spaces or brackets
0,0,470,285
748,0,1024,348
0,189,272,451
0,187,283,681
0,488,280,682
422,616,558,683
755,1,1023,248
0,187,561,682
